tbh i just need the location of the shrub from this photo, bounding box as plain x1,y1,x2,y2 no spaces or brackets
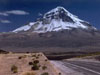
18,55,27,59
42,65,47,70
45,59,48,62
32,55,36,57
29,60,40,70
36,56,39,59
59,73,61,75
32,58,35,61
29,62,33,65
33,60,39,64
18,56,22,59
23,72,36,75
41,72,49,75
11,65,18,73
31,64,39,70
38,54,40,56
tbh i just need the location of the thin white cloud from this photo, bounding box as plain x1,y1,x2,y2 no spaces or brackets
0,10,29,16
0,20,11,23
0,12,8,16
6,10,29,15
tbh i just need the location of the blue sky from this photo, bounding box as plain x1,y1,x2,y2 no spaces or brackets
0,0,100,32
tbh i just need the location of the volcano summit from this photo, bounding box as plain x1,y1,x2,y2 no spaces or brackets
13,6,96,33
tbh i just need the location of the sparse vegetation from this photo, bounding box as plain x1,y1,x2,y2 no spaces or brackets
23,72,36,75
42,65,47,70
18,56,22,59
45,59,48,62
37,54,40,57
32,58,35,61
22,55,27,58
31,64,39,70
34,60,39,64
41,72,49,75
36,56,39,59
32,54,36,57
0,53,57,75
18,55,27,59
59,72,61,75
29,60,40,70
11,65,18,73
29,62,33,65
32,54,40,59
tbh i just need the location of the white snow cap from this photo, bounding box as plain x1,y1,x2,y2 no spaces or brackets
13,6,97,33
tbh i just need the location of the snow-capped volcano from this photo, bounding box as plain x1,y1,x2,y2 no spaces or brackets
13,6,96,33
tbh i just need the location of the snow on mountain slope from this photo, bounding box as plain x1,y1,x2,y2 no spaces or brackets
13,6,97,33
13,22,35,32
